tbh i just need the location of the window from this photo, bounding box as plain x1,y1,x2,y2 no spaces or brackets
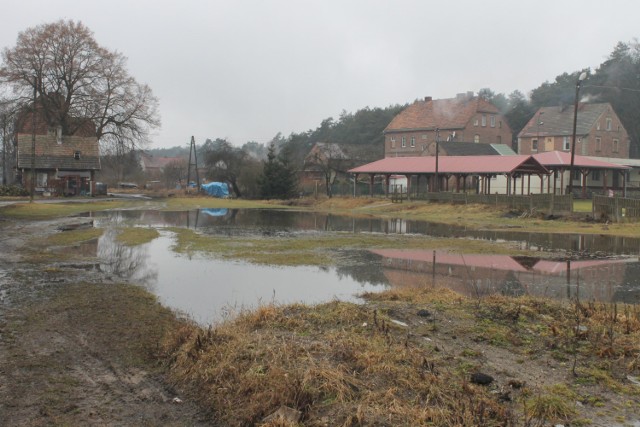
474,119,479,126
572,170,581,180
596,121,601,131
36,173,48,187
606,118,612,131
595,137,602,151
410,136,415,147
613,139,619,153
390,137,396,148
74,151,81,160
422,134,428,140
401,136,406,148
481,115,487,127
498,120,502,129
474,134,480,143
563,137,570,151
490,116,496,128
592,170,600,181
532,139,538,151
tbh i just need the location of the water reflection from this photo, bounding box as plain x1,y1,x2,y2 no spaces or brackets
370,249,640,304
90,209,640,324
92,209,640,255
97,231,387,325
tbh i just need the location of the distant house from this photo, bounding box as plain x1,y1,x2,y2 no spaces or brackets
301,142,378,195
517,103,630,159
15,104,100,196
138,151,189,186
383,92,513,157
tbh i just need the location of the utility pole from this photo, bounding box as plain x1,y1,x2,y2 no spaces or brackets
434,128,440,193
186,136,200,191
30,78,37,203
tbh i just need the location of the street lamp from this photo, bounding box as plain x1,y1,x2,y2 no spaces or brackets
567,71,588,196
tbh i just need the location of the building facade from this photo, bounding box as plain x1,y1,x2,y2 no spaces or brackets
383,93,513,158
517,103,630,159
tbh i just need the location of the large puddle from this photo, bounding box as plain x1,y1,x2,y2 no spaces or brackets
91,209,640,324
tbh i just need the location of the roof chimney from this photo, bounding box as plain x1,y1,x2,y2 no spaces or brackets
424,96,432,102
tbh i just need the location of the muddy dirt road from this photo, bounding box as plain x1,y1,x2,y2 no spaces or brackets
0,215,215,426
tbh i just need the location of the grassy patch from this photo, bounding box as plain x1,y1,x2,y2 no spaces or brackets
115,227,160,246
167,227,533,267
0,200,131,219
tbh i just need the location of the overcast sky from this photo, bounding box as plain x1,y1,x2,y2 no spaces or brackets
1,0,639,149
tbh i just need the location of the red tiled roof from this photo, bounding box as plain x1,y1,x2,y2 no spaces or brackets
349,155,549,175
533,151,630,170
140,153,184,169
384,96,499,132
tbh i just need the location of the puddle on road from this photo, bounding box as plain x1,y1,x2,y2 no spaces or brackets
91,209,640,324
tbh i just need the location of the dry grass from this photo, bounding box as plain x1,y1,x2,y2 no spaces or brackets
161,286,640,426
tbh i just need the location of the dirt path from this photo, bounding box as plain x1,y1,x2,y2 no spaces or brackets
0,216,215,426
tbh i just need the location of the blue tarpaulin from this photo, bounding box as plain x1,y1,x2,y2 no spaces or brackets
201,182,229,198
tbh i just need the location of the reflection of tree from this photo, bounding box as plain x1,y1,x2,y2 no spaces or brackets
334,251,389,286
97,229,157,290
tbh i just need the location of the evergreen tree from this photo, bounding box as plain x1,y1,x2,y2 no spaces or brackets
258,142,298,199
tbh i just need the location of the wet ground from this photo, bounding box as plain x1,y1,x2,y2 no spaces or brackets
90,209,640,325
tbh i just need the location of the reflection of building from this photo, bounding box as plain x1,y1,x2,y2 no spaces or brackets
370,249,634,303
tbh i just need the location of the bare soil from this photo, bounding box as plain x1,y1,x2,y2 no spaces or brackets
0,216,215,426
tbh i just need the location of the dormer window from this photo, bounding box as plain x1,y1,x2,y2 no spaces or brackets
74,151,81,160
56,125,63,144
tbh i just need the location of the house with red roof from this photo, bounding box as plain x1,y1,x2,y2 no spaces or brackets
383,92,513,157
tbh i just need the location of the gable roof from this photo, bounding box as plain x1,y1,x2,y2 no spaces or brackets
384,96,500,132
349,155,548,175
139,152,184,170
518,103,612,138
533,150,630,170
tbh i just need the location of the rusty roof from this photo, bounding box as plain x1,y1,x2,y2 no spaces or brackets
349,155,549,175
384,96,499,132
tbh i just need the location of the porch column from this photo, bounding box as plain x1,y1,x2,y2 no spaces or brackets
539,174,544,194
520,175,524,195
405,174,412,199
527,174,531,195
560,169,565,195
369,174,374,197
455,175,461,193
353,173,359,197
486,175,491,194
581,169,588,198
603,170,608,194
384,174,390,197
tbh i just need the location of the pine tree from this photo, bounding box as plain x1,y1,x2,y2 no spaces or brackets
258,142,298,199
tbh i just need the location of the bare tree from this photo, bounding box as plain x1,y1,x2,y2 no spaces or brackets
0,20,160,151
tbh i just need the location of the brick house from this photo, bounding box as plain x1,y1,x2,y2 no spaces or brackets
517,103,630,159
383,92,513,158
15,105,101,196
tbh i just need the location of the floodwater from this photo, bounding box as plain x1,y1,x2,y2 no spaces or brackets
92,209,640,324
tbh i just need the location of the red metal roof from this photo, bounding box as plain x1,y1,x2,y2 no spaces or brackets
349,155,549,175
533,151,630,170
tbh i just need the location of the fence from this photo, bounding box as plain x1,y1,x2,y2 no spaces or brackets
414,192,573,214
593,195,640,222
